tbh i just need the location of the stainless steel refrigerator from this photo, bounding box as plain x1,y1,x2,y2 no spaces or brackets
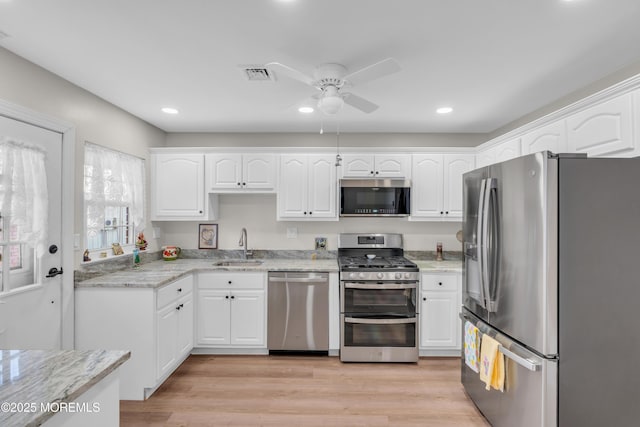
461,151,640,427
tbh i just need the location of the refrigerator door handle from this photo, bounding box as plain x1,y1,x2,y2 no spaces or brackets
498,346,541,372
460,311,542,372
480,178,494,311
485,178,499,312
476,179,488,309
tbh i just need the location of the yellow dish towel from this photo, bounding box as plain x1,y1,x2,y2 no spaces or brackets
479,334,505,392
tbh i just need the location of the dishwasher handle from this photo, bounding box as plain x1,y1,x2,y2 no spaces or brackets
268,276,328,283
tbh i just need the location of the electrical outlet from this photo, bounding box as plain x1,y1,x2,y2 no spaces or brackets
286,227,298,238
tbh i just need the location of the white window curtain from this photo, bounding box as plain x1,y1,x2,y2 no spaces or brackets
84,143,145,239
0,137,49,255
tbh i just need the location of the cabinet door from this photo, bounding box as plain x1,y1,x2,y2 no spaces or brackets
494,138,521,163
206,153,242,190
277,155,308,218
521,121,567,155
341,154,375,177
177,295,194,357
443,154,475,218
420,290,459,348
196,290,231,346
243,154,276,190
566,93,634,156
156,303,179,379
411,154,444,218
152,153,205,219
375,154,410,178
230,290,265,346
307,155,337,219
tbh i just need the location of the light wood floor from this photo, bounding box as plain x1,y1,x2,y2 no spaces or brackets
121,355,490,426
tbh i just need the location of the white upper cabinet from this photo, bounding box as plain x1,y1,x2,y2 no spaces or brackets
206,153,276,192
476,138,521,168
411,154,474,220
151,152,217,221
566,93,634,157
277,154,337,220
521,120,567,155
341,154,410,178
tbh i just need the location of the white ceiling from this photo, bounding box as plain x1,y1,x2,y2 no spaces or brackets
1,0,640,134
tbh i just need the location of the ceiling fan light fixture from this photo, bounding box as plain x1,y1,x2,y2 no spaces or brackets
298,106,314,113
436,107,453,114
318,95,344,115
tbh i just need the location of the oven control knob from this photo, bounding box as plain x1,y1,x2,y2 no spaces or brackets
395,272,402,280
404,272,412,279
359,272,366,279
377,272,384,279
349,272,357,279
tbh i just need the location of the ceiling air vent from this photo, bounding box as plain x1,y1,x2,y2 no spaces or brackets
239,66,276,82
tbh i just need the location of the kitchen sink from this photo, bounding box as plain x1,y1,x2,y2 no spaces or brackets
213,260,264,267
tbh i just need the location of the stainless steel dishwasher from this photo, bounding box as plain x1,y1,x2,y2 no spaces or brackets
267,271,329,353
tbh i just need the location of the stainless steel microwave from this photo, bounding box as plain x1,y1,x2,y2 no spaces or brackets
340,179,411,217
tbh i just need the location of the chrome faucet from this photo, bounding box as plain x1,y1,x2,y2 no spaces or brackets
239,228,252,259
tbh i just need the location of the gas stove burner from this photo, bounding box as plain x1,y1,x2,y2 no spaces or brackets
339,255,417,270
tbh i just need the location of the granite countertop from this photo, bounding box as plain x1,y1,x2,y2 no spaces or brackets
76,258,340,289
76,257,463,289
0,349,130,427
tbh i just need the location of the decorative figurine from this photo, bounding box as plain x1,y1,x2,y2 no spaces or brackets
83,249,91,262
112,243,124,255
136,232,148,250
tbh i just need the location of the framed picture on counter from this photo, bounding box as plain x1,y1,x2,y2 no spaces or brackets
198,224,218,249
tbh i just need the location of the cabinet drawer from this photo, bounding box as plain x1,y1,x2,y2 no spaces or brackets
198,272,265,289
421,274,458,291
157,275,193,309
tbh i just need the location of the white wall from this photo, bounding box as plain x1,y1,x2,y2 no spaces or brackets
159,194,463,254
0,47,167,267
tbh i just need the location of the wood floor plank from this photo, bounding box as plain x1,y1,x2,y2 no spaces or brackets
120,355,490,426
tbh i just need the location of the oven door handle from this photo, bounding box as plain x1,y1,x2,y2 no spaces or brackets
344,317,417,325
343,282,417,290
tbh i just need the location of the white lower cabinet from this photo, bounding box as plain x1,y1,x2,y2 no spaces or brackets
419,272,461,356
196,272,266,349
75,275,194,400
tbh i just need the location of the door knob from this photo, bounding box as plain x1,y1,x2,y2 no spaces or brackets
46,267,63,278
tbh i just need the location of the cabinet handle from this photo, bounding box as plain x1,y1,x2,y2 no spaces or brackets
177,288,182,292
225,295,229,299
438,282,443,286
230,295,235,299
375,171,379,175
309,211,312,215
228,280,232,284
445,211,449,215
176,305,181,310
423,297,427,301
440,211,443,215
237,182,241,186
242,182,246,186
370,171,374,175
199,210,203,214
303,211,307,215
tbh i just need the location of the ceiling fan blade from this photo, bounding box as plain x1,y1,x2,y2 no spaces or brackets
343,58,401,86
265,62,315,86
343,93,379,113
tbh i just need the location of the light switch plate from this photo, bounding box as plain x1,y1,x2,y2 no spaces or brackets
286,227,298,238
73,234,80,249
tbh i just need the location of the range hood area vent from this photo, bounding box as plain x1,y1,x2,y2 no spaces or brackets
239,66,275,82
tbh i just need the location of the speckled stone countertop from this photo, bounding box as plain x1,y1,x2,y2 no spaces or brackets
413,260,463,272
76,257,462,289
0,349,130,427
76,258,340,289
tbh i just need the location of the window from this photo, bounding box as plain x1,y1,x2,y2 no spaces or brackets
0,138,47,291
84,143,145,254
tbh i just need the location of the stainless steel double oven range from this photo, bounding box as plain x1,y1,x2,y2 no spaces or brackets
338,233,419,362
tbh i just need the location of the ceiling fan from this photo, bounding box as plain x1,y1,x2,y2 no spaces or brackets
265,58,401,115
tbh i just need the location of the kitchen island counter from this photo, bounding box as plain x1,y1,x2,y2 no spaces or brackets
413,260,463,273
0,349,130,427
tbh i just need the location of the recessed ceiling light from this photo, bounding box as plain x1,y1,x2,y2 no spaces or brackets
161,107,179,114
436,107,453,114
298,106,314,113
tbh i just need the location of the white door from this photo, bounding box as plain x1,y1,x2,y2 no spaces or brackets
0,115,63,349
